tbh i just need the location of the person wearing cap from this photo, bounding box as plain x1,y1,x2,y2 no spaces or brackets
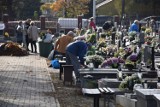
129,20,139,32
52,31,75,59
65,40,88,78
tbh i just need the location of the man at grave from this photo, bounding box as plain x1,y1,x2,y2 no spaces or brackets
129,20,139,32
52,31,75,59
65,39,88,78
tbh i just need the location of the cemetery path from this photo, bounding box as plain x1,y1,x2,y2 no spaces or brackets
0,54,60,107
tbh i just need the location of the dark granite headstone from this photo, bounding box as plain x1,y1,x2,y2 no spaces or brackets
117,40,121,49
139,33,145,47
136,89,160,107
144,45,151,66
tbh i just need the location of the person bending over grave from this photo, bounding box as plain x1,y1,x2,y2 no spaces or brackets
65,39,88,78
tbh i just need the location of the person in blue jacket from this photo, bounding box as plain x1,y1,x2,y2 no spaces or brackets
129,20,139,32
65,40,88,78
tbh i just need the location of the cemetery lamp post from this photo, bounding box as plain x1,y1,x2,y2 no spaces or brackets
121,0,125,28
121,0,125,17
93,0,96,21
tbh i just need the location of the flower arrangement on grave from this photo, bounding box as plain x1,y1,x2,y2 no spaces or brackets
114,47,133,60
85,55,104,68
114,47,125,58
125,59,136,70
86,33,96,45
145,36,154,45
128,31,137,41
86,45,96,56
115,31,122,39
119,74,141,90
39,31,45,40
4,32,9,38
105,45,117,57
106,31,112,37
4,32,10,39
97,39,107,49
101,57,124,68
124,46,142,70
96,47,107,58
74,28,86,36
141,26,146,31
145,28,152,35
100,33,107,38
96,45,117,58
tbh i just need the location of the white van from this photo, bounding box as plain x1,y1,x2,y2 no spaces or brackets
58,18,88,29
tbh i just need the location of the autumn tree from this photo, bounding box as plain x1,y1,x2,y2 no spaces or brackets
50,0,90,18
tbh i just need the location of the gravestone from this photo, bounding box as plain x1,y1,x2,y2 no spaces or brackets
143,45,151,66
136,89,160,107
139,33,145,47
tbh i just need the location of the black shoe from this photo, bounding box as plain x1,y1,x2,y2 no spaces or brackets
48,64,52,67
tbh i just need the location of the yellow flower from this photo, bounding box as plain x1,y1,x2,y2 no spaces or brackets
145,28,152,34
4,32,9,37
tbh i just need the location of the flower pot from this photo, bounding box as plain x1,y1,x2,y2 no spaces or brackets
125,64,134,70
93,62,99,68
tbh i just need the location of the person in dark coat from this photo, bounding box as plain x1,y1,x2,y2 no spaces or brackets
24,19,31,50
65,40,88,77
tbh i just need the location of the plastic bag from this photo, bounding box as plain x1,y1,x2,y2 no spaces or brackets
51,59,60,69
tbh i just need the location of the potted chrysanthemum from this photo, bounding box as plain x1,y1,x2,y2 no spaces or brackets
119,74,141,90
85,55,104,68
101,57,124,68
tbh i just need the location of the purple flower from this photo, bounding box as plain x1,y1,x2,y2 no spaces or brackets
129,54,137,62
101,57,124,68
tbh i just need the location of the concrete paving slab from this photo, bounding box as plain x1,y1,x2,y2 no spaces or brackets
0,54,59,107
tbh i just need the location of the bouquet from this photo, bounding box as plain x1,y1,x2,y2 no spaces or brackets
101,57,124,68
85,55,104,68
145,28,152,35
145,36,154,45
119,74,141,90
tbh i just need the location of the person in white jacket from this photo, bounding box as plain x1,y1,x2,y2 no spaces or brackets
28,21,39,53
43,29,54,43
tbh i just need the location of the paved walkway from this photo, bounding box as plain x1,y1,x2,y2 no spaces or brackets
0,54,60,107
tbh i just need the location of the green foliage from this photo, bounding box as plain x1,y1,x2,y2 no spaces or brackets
97,40,106,49
87,46,96,56
85,55,104,65
119,74,141,90
0,0,41,20
100,33,107,38
34,11,38,20
87,33,96,44
97,0,160,17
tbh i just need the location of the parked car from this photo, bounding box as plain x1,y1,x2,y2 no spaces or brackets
139,16,160,32
140,16,160,22
96,15,113,27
